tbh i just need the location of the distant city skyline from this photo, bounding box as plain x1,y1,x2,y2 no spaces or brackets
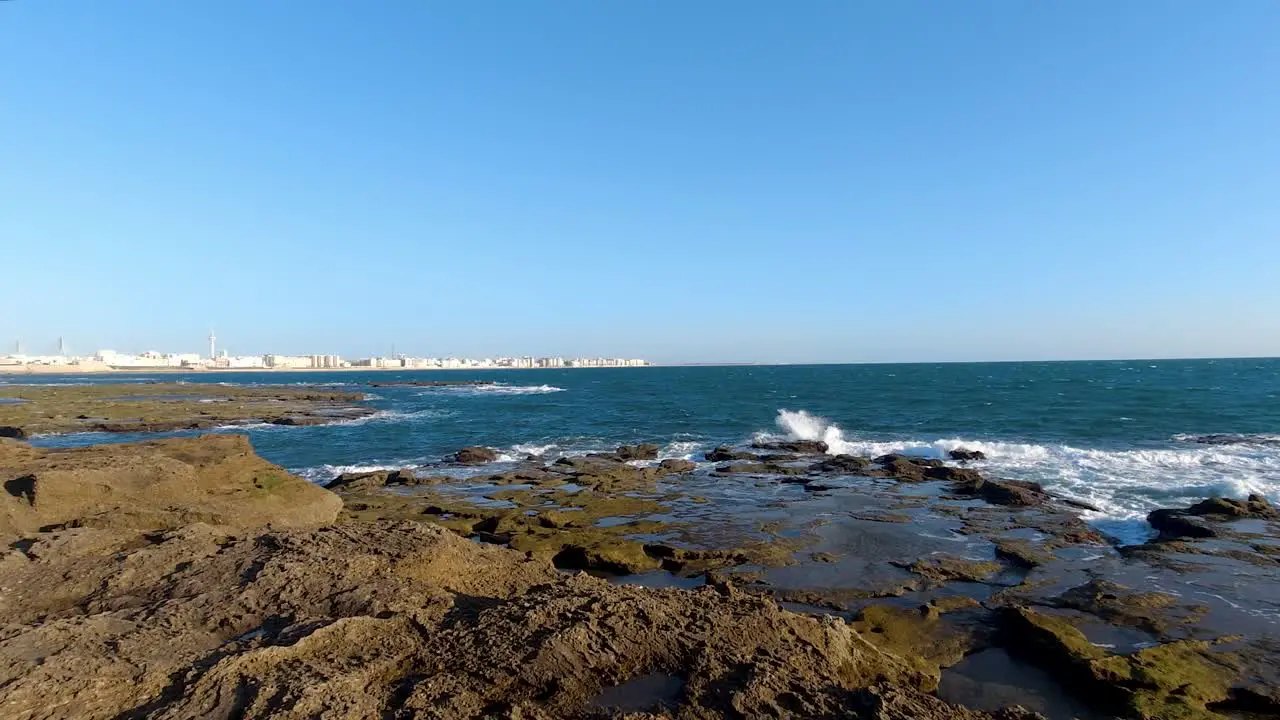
3,333,653,367
4,2,1279,364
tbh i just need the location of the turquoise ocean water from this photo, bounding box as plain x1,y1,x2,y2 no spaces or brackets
15,358,1280,543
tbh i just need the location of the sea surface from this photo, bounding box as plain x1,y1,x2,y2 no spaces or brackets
14,358,1280,545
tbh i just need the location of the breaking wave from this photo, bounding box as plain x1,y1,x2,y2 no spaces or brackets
293,463,406,485
416,384,565,397
765,409,1280,544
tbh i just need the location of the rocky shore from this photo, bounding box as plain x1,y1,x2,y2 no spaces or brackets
0,383,372,437
2,434,1279,719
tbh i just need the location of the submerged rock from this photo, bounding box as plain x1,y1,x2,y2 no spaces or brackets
994,539,1055,568
896,555,1002,584
1000,606,1242,720
1050,579,1207,635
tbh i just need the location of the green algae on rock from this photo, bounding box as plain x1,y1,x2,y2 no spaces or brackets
1001,606,1245,720
0,382,370,435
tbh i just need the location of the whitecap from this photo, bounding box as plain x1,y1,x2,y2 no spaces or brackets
415,384,565,397
762,409,1280,545
292,463,406,485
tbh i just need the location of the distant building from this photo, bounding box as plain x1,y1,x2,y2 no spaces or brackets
264,355,312,369
309,354,343,369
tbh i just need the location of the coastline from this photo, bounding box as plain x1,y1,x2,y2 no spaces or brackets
4,363,1279,719
0,363,658,376
3,429,1278,718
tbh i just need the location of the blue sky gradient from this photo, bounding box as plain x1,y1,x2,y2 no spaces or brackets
2,1,1278,363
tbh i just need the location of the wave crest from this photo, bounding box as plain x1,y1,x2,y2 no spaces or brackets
765,409,1280,545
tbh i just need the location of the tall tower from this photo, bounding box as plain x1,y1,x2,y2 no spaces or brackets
209,331,217,361
58,337,66,356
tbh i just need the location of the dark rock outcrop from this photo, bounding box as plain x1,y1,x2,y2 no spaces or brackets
615,443,660,461
1148,509,1218,540
1146,494,1279,541
1186,494,1280,520
811,454,874,474
658,458,696,473
451,446,499,464
874,454,945,468
705,446,758,462
953,476,1049,507
949,448,987,461
0,425,28,439
327,469,426,492
752,439,829,455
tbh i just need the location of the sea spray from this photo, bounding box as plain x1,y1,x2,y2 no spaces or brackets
771,409,858,455
764,408,1279,544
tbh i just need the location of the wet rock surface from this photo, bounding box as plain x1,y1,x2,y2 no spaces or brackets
450,445,500,464
5,435,1280,719
0,434,339,542
0,382,372,436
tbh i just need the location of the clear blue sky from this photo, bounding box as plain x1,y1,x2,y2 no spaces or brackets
2,2,1277,364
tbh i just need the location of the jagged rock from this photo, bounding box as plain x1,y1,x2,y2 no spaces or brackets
1146,494,1280,541
873,454,947,482
705,446,758,462
752,439,830,454
849,684,1048,720
810,454,874,473
615,443,660,460
715,462,775,475
924,466,985,483
1148,509,1218,540
953,477,1048,507
714,462,808,477
1186,494,1280,520
327,469,425,492
451,446,499,464
658,458,696,473
875,454,945,468
949,448,987,461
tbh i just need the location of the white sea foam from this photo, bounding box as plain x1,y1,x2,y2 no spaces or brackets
329,408,457,426
293,463,405,485
511,442,559,457
769,409,860,454
416,383,565,397
766,409,1280,545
